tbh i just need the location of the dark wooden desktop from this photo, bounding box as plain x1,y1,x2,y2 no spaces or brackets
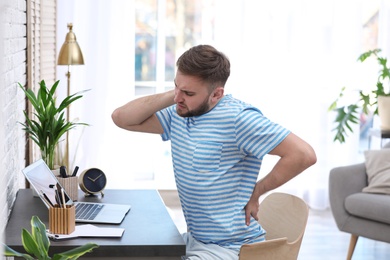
5,189,186,259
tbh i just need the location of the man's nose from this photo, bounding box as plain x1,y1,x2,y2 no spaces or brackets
174,91,183,103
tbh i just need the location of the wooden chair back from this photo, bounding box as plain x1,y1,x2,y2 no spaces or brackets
239,192,309,260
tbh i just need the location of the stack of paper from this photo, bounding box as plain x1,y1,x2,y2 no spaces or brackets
47,224,125,240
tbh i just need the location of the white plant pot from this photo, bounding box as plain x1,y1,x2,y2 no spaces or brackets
378,95,390,130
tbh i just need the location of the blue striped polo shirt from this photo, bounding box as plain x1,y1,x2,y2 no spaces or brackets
156,94,290,250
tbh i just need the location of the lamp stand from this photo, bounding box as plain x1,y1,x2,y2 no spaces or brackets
65,66,71,169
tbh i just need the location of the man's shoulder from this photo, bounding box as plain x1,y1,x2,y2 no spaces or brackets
218,95,262,116
218,95,250,109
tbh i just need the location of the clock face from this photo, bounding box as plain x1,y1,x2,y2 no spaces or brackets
80,168,107,194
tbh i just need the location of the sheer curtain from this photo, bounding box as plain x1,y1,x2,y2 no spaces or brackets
57,0,390,209
212,0,389,209
214,1,364,210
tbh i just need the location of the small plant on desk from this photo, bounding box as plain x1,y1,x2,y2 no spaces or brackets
2,215,98,259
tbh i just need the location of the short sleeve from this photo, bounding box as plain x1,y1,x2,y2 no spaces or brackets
156,105,175,141
235,108,290,159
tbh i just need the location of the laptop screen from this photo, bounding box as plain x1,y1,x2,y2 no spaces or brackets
23,159,73,208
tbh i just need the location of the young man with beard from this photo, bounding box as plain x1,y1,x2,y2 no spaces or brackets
112,44,316,259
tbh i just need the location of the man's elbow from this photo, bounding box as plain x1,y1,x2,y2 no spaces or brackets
304,146,317,169
111,108,126,129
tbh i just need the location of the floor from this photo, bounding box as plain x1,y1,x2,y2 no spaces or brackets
299,209,390,260
159,190,390,260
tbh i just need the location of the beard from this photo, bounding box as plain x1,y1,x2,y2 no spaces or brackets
176,97,210,117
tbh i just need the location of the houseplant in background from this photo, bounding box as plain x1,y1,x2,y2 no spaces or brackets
328,49,390,143
19,80,88,169
2,215,98,259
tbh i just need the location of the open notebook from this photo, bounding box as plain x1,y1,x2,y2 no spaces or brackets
23,159,131,224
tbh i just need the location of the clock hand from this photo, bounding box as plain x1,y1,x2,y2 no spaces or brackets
93,174,103,182
87,176,95,182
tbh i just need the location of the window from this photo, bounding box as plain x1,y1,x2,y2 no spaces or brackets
134,0,216,95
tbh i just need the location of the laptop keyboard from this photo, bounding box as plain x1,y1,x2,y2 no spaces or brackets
75,203,104,220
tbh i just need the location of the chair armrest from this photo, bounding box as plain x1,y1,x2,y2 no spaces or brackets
329,163,367,230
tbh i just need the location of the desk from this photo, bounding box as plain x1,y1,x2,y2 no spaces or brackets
5,189,186,259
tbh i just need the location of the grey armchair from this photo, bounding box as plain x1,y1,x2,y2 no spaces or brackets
329,143,390,260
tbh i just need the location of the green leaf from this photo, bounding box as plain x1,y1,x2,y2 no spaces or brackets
57,89,90,113
39,80,49,109
359,91,372,115
328,48,390,143
18,80,89,169
31,216,50,254
2,243,36,260
49,80,60,97
21,229,44,259
328,86,347,111
18,83,39,112
3,216,97,259
376,81,385,96
331,105,360,143
357,48,380,62
328,100,337,111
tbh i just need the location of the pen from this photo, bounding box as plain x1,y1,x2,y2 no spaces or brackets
71,166,79,177
40,190,54,207
60,166,67,178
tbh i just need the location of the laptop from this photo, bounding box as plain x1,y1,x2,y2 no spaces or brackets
22,159,131,224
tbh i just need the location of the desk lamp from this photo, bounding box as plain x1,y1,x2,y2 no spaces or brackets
58,23,84,168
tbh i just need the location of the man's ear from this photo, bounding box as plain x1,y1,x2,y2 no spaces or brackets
212,87,224,102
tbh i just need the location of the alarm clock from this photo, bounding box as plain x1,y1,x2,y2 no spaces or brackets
79,168,107,197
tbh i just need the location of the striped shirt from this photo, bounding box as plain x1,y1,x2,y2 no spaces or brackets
156,94,290,250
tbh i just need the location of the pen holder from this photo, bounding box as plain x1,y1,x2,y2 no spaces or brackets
56,176,78,201
49,205,75,234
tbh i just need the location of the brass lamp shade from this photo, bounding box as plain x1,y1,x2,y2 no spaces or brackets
58,23,84,65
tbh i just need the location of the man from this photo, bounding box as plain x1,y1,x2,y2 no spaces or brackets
112,44,316,259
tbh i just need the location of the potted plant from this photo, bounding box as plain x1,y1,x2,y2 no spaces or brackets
19,80,88,169
328,49,390,143
2,215,98,259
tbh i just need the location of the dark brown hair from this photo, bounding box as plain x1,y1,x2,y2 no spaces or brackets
176,45,230,89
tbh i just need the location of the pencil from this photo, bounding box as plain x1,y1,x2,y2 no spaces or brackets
60,188,66,208
55,189,62,208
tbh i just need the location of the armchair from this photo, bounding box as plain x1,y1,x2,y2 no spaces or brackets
329,143,390,260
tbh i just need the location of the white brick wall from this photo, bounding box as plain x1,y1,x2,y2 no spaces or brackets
1,0,57,250
0,0,27,245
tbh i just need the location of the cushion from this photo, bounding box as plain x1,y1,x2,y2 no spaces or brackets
362,149,390,194
345,193,390,225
